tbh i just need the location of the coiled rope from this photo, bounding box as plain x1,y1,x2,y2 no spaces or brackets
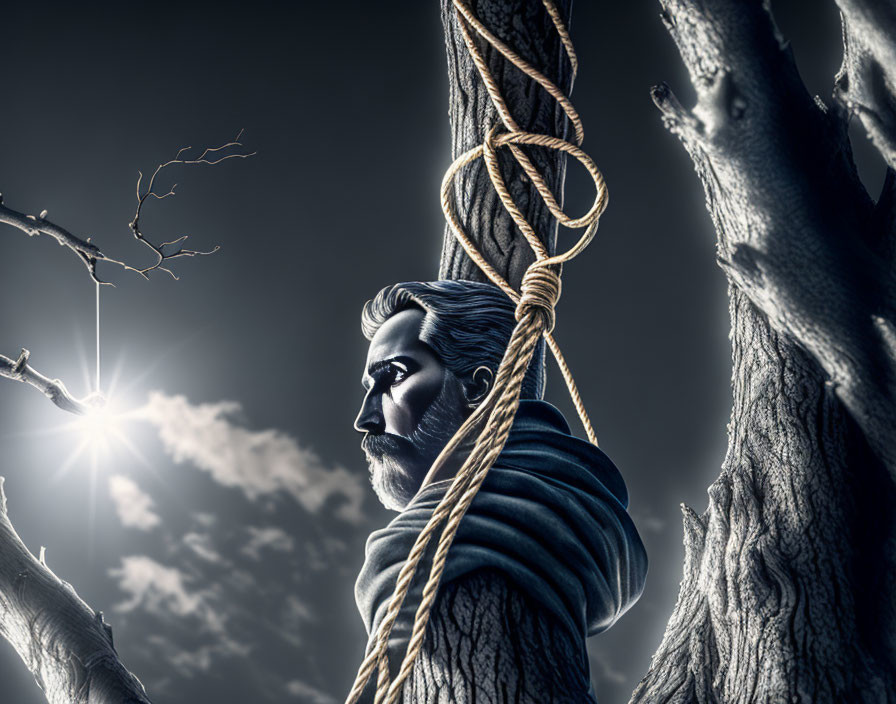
345,2,607,702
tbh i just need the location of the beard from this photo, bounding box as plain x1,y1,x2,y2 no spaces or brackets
362,377,468,511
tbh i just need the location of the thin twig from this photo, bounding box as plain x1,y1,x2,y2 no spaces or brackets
0,132,253,416
124,131,254,280
0,132,254,284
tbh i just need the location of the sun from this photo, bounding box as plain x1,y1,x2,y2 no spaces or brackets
75,400,121,451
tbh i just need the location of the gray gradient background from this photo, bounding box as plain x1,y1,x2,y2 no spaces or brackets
0,2,877,703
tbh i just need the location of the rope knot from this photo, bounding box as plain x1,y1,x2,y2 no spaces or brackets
516,263,561,333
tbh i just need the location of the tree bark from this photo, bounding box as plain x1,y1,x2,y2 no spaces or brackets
405,570,592,703
632,1,896,701
0,479,150,704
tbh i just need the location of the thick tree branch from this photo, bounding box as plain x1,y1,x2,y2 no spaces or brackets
654,0,896,474
0,202,100,256
835,0,896,170
0,478,151,703
0,349,93,416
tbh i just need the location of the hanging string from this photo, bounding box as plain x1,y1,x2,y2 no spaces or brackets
95,281,101,395
345,2,607,702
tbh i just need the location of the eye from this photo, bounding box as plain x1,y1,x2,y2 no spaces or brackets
387,362,410,386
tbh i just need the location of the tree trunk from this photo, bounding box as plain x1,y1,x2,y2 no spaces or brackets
632,1,896,701
404,570,592,703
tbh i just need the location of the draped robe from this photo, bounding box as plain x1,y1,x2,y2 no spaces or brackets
355,400,648,701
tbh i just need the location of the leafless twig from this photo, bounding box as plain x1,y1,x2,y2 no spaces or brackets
126,130,254,280
0,131,254,284
0,132,253,415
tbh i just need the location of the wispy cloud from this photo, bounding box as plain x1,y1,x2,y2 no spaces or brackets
110,556,219,628
108,475,161,531
285,680,337,704
134,392,365,524
183,532,227,565
242,526,294,561
110,556,250,678
145,634,249,679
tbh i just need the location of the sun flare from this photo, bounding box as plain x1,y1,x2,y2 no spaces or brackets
76,402,121,451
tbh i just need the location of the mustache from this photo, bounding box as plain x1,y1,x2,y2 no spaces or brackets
361,432,413,459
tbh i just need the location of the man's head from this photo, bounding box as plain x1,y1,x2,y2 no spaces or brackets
355,280,542,511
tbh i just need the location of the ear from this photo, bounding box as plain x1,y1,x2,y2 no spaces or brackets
464,366,494,407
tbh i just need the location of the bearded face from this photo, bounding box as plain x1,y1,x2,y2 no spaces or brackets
361,375,467,510
355,308,476,511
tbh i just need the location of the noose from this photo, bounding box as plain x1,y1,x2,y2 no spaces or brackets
345,2,607,702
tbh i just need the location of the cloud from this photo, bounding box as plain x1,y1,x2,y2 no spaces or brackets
110,556,252,678
109,556,225,633
242,526,294,561
183,532,226,565
134,392,365,523
107,475,161,531
192,512,217,528
146,634,249,679
629,508,666,534
285,680,337,704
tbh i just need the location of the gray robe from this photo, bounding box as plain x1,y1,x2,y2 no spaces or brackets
355,400,648,700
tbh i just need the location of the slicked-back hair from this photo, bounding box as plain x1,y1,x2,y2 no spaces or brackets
361,280,544,400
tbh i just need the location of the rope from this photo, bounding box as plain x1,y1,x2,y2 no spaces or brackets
344,2,607,702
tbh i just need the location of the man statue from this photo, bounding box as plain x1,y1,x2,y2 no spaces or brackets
353,280,647,703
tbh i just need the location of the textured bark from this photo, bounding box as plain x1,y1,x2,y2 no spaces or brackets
836,0,896,171
403,570,592,703
632,1,896,702
0,479,150,704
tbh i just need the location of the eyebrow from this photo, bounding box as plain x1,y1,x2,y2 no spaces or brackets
361,356,413,389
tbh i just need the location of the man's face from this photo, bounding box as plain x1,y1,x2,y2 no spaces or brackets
355,308,468,511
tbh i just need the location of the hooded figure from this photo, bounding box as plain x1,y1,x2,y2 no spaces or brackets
354,281,647,702
356,400,647,702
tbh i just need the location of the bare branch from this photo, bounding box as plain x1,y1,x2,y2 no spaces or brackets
120,133,253,280
0,477,152,703
0,349,94,415
835,0,896,170
0,133,253,415
0,133,253,284
0,201,103,281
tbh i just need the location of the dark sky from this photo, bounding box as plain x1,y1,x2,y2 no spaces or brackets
0,1,872,703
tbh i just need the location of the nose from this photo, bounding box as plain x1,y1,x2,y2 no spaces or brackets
354,390,385,434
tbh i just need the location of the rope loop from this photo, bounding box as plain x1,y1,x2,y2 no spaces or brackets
516,262,561,333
